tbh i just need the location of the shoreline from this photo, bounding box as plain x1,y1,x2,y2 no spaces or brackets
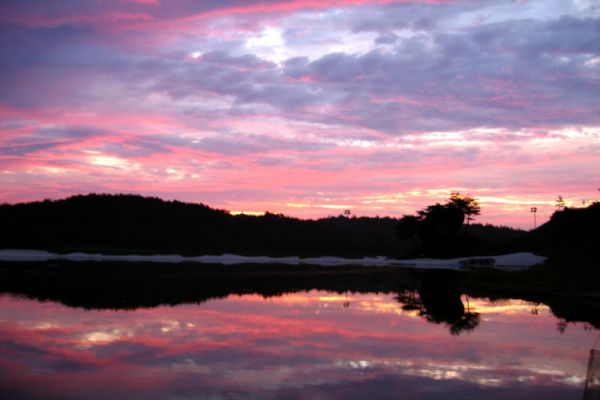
0,249,546,270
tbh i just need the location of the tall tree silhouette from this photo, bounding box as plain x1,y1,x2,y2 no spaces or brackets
448,192,480,226
396,193,482,257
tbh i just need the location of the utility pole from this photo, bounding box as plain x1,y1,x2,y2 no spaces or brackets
530,207,538,229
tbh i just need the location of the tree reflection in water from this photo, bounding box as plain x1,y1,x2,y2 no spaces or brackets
395,289,481,335
394,270,481,334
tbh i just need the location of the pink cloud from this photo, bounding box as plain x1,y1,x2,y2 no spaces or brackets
0,0,448,30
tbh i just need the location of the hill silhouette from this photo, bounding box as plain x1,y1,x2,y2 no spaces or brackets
517,202,600,258
0,194,403,257
0,193,532,257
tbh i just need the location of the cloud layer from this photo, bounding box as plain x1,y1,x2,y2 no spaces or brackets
1,0,599,227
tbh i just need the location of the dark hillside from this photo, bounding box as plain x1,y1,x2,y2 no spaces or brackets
0,193,543,257
0,194,232,254
466,223,526,246
516,202,600,258
0,194,404,256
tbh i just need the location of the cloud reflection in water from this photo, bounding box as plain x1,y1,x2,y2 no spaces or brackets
0,292,595,399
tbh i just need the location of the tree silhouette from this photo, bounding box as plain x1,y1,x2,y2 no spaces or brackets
396,193,483,257
555,195,566,210
448,192,481,226
419,203,464,237
396,215,420,239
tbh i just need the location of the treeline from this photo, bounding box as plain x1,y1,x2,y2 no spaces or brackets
0,194,404,257
0,193,528,257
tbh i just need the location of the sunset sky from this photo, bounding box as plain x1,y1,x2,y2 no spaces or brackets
1,0,599,228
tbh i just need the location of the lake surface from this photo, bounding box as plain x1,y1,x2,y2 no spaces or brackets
0,291,597,399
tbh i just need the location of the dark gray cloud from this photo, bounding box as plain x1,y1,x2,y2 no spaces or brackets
145,133,328,156
135,14,599,133
0,141,64,156
0,126,108,156
375,33,400,45
151,51,327,110
37,126,107,139
0,22,133,109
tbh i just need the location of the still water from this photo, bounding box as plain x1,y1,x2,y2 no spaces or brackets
0,291,597,399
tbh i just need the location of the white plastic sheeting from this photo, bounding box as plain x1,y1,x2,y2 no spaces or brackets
0,249,546,270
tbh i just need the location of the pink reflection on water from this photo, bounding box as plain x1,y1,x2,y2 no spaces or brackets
0,292,596,399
